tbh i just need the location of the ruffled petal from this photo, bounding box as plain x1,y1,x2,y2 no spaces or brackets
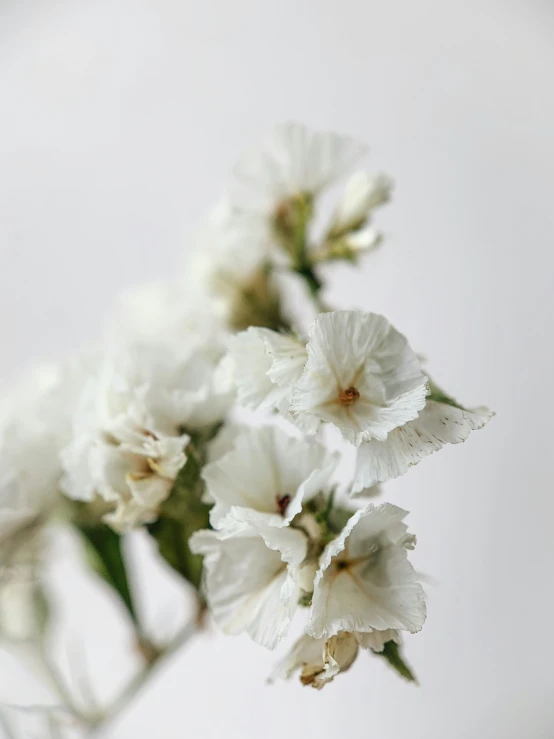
290,311,427,445
204,426,338,534
308,504,426,639
190,526,306,649
353,400,493,491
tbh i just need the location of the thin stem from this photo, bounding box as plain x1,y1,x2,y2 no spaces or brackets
40,644,89,722
86,617,198,735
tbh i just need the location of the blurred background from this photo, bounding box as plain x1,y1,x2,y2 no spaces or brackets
1,1,553,737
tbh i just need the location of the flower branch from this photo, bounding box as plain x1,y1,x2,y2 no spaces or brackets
0,122,493,727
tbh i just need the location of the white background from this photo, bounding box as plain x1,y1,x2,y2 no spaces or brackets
1,1,553,737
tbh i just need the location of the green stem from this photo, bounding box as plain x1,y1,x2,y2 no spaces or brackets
294,263,323,297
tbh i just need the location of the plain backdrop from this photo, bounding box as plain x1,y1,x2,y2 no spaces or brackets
1,1,553,738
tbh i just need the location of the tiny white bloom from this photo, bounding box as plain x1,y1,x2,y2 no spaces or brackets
308,503,425,639
231,123,366,216
290,311,428,445
204,426,338,535
190,524,307,649
227,327,307,412
329,172,392,236
353,399,493,492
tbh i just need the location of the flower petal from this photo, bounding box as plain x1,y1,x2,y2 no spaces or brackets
353,400,493,491
204,426,338,534
308,504,426,639
231,123,366,213
290,311,428,444
191,526,306,649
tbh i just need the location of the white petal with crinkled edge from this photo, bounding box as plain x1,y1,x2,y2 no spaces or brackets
226,327,320,433
261,330,307,388
227,328,306,413
231,123,367,214
290,311,428,445
353,400,493,491
204,426,338,535
190,525,306,649
308,504,426,639
227,329,284,410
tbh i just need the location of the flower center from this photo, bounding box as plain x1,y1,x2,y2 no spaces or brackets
338,386,360,406
276,494,291,516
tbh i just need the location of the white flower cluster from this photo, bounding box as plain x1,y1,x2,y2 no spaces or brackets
191,308,490,686
61,341,233,530
191,429,425,679
0,123,492,695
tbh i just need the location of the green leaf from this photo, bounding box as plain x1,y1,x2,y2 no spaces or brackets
147,515,206,590
147,452,210,591
294,263,323,297
373,640,417,683
78,524,138,626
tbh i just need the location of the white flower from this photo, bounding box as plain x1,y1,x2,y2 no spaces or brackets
190,524,307,649
203,426,338,535
0,355,93,564
227,327,307,412
62,343,232,529
270,628,399,689
231,123,366,216
307,503,425,639
290,311,428,445
329,172,392,236
353,399,493,492
186,202,279,331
